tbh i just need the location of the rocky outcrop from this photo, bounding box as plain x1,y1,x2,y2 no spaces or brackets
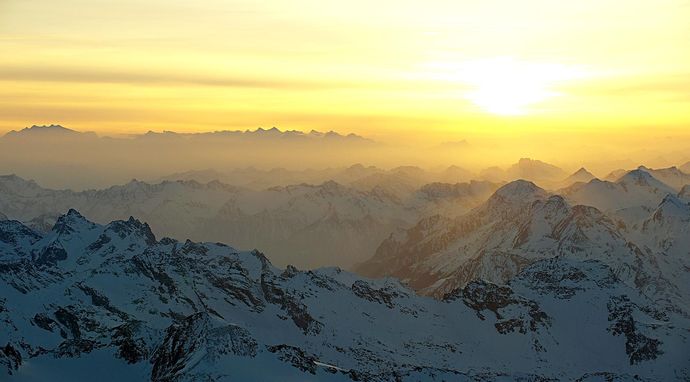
445,280,550,335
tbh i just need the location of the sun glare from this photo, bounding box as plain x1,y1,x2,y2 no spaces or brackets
429,57,584,116
464,58,585,115
465,79,554,116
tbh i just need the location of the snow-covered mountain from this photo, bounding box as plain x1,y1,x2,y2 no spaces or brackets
0,175,244,237
359,181,634,292
563,167,597,185
356,179,689,317
597,166,690,192
637,165,690,192
157,164,477,198
437,165,475,183
0,175,498,269
1,211,688,380
627,194,690,302
560,168,678,215
604,169,628,182
480,158,567,184
199,181,415,268
406,180,501,218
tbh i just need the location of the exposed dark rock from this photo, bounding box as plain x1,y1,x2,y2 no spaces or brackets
150,312,258,381
34,242,68,267
111,321,153,364
267,344,317,374
0,343,22,375
55,339,98,358
260,270,322,335
204,260,264,311
514,259,618,299
351,280,401,308
110,217,157,246
54,307,81,339
32,313,57,332
76,282,129,319
87,234,112,252
151,313,208,382
130,254,178,295
607,296,663,365
445,280,549,334
575,371,649,381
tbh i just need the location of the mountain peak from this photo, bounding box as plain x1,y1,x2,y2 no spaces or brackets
564,167,596,184
318,180,347,193
637,165,684,175
617,168,671,191
254,126,281,134
0,173,35,184
653,194,690,221
52,209,95,235
390,165,425,177
496,179,545,194
633,165,690,191
122,179,150,190
515,157,558,168
621,168,653,181
488,180,548,206
65,208,82,216
4,124,77,137
503,158,566,181
105,217,157,245
573,167,592,176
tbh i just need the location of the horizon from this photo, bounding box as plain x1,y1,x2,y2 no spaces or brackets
2,121,690,191
2,1,690,148
2,123,690,180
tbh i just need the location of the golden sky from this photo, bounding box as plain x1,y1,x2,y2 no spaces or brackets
1,0,689,144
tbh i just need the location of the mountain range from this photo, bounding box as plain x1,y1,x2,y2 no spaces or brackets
356,169,690,317
479,158,568,184
0,125,381,190
0,174,500,269
156,164,472,197
1,210,688,380
3,164,690,273
3,125,372,143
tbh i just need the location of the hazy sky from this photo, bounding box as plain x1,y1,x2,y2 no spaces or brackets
1,0,689,146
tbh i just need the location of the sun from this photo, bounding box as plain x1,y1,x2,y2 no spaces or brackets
463,57,584,115
428,57,583,116
465,77,555,116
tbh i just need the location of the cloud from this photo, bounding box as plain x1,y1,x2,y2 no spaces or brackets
564,73,690,100
0,65,340,90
